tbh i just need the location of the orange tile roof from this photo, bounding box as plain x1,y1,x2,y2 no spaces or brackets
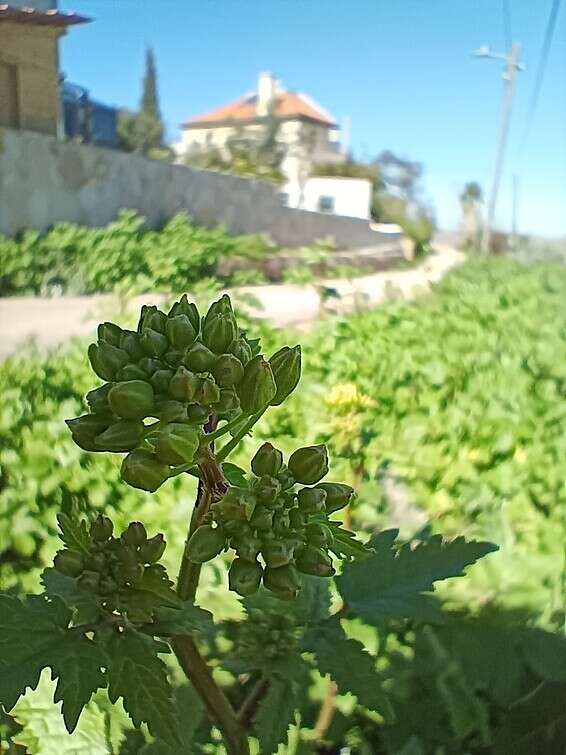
0,4,90,26
183,91,336,128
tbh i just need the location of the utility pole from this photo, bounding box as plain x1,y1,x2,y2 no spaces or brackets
473,43,524,254
511,173,519,252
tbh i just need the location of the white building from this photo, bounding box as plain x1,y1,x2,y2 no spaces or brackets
177,73,372,220
283,176,372,220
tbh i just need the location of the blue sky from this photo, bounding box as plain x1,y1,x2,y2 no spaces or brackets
61,0,566,237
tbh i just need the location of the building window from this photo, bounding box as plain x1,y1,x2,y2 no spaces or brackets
318,195,334,213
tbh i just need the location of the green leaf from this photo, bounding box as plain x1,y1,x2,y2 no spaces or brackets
41,567,101,624
222,462,248,486
0,595,105,732
105,630,179,745
126,564,179,623
327,521,372,560
305,622,393,720
254,677,298,754
294,575,331,625
140,684,205,754
0,594,70,711
57,512,91,556
521,629,566,682
493,681,566,754
11,671,108,755
151,601,215,636
336,530,497,623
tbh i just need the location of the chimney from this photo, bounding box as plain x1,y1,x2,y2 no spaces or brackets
257,72,277,117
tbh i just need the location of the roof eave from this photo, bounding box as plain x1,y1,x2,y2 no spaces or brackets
181,113,338,130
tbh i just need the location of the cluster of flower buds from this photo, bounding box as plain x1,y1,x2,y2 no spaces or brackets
186,442,355,600
66,294,301,493
53,516,171,622
235,607,300,662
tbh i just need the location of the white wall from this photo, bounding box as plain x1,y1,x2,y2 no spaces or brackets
283,176,372,220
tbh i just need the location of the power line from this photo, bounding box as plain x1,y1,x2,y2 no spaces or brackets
522,0,563,147
502,0,512,51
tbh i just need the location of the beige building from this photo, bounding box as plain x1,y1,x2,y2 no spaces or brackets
176,72,346,188
0,2,88,136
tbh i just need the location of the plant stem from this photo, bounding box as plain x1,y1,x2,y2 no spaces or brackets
172,635,249,755
216,408,267,463
173,456,249,755
237,676,269,728
313,680,337,743
203,414,247,445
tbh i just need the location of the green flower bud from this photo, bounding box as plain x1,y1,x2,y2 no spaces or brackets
196,377,221,405
120,330,144,361
54,549,84,577
166,314,197,349
98,322,123,347
185,342,217,372
88,342,127,381
202,313,237,354
95,419,144,452
204,294,233,324
90,515,113,542
228,558,263,597
78,570,100,592
288,445,329,485
138,357,164,376
255,475,281,505
108,380,154,420
119,560,144,585
66,414,112,452
121,450,170,492
289,508,305,530
212,354,245,387
263,564,301,600
315,482,355,514
214,389,240,414
295,545,335,577
86,551,107,572
229,338,253,365
250,506,274,532
138,534,166,564
155,399,187,423
168,295,200,332
261,540,295,569
164,350,185,368
276,466,296,490
213,488,253,523
186,404,210,424
297,486,327,514
187,525,226,563
121,521,147,546
86,383,114,414
251,443,283,477
150,369,174,395
169,367,200,402
139,308,167,334
273,509,290,534
155,423,200,465
232,535,262,562
141,328,169,357
98,576,119,596
237,356,277,415
117,364,148,381
305,522,333,548
269,346,301,406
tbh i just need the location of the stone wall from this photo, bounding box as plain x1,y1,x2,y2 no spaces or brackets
0,25,62,134
0,128,401,251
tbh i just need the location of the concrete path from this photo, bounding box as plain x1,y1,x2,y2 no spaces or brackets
0,244,465,360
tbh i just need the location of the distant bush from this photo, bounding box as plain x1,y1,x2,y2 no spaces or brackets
0,211,271,297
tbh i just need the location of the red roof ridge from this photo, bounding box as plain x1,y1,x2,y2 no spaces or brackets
182,87,336,129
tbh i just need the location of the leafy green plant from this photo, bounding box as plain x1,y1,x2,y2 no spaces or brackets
0,293,496,754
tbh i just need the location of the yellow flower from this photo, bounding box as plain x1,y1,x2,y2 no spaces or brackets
325,383,376,412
